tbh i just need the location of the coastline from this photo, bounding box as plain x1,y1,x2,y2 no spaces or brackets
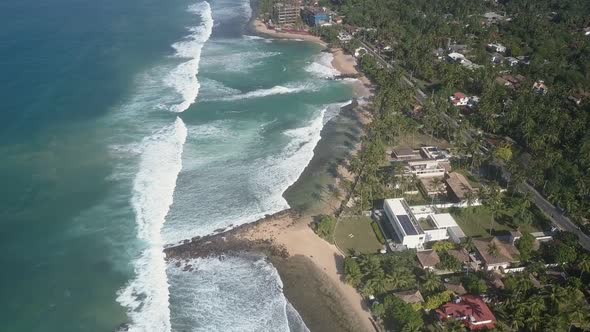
166,31,377,332
163,15,377,332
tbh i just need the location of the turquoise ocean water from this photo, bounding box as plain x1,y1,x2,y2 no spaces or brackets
0,0,353,331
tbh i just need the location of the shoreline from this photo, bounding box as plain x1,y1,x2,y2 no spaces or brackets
164,15,377,332
252,19,372,99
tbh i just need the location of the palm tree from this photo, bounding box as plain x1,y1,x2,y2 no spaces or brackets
487,242,500,258
577,254,590,278
421,271,442,293
482,183,504,235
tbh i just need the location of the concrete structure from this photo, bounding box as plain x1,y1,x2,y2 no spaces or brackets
406,159,446,178
505,56,519,66
392,147,421,160
420,146,451,161
447,52,466,63
383,198,466,249
436,295,497,330
384,198,425,249
487,43,506,53
273,2,300,26
428,213,466,243
301,7,329,27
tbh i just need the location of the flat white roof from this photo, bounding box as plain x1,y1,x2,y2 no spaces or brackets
384,198,409,216
410,205,437,219
430,213,458,228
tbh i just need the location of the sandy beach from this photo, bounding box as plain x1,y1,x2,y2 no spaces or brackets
253,19,327,46
164,20,377,332
165,98,376,332
253,19,372,99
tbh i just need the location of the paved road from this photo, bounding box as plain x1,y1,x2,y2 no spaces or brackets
521,183,590,250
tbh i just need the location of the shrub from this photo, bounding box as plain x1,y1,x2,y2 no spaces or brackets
314,215,336,241
371,221,386,244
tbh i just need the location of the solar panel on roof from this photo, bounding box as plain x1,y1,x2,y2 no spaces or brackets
397,215,418,235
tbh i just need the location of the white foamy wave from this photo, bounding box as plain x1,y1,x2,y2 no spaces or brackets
200,48,281,73
323,100,352,125
117,118,188,332
243,35,266,40
165,1,214,113
167,256,306,332
214,84,314,102
251,108,327,215
305,52,341,79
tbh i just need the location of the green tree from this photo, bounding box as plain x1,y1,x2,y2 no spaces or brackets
421,271,442,293
515,232,535,261
313,215,336,241
344,257,362,287
576,254,590,278
424,290,454,311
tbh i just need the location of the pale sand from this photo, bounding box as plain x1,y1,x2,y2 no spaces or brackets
253,20,327,47
247,20,377,331
331,48,373,98
236,212,376,332
234,99,376,331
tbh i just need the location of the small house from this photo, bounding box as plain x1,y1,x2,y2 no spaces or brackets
505,57,519,67
450,92,469,106
436,295,497,330
417,250,440,270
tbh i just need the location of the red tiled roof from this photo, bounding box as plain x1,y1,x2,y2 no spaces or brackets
436,295,496,330
454,92,467,99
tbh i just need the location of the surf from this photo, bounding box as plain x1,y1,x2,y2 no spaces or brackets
116,117,188,332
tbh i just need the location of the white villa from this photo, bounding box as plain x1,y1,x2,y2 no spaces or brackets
383,198,466,249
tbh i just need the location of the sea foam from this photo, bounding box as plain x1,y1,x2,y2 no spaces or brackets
305,52,341,79
165,1,213,113
167,256,309,332
117,118,188,332
214,84,315,101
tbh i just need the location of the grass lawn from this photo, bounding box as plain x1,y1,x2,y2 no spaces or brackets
335,216,384,254
449,206,542,238
394,132,451,150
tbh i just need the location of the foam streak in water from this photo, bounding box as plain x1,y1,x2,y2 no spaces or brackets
214,84,314,102
116,117,188,332
165,1,213,113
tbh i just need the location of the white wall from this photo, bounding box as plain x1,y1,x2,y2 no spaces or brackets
424,229,449,242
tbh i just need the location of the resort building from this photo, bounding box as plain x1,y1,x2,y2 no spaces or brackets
301,7,330,27
436,295,497,330
392,147,421,160
487,43,506,53
406,159,446,178
420,146,451,161
273,2,300,26
450,92,469,106
383,198,466,249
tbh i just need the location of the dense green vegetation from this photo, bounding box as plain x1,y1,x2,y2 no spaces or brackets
313,215,336,241
334,0,590,225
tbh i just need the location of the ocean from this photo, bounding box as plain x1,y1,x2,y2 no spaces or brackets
0,0,354,331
